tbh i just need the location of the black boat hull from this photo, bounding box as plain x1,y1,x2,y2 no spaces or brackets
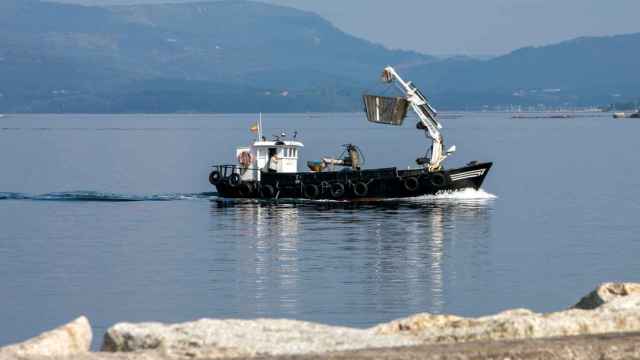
212,162,492,200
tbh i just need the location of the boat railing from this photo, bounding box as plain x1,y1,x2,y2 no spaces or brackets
211,164,260,180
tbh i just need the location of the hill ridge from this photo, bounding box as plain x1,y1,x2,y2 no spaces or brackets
0,0,638,112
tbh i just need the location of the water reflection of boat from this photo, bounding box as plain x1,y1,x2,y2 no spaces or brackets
209,196,493,316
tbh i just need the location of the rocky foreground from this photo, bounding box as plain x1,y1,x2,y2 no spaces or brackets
3,283,640,360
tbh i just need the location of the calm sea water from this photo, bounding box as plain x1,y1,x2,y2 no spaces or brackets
1,112,640,348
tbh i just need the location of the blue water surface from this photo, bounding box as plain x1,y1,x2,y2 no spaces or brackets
1,112,639,348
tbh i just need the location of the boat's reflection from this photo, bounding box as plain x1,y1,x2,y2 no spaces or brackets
208,197,493,320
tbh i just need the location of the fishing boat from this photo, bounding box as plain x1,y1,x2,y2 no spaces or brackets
208,66,492,200
614,111,640,119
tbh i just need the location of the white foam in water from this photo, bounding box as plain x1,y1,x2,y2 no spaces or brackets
215,188,497,205
425,188,496,200
388,188,497,204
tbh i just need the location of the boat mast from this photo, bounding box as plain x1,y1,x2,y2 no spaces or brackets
381,66,449,171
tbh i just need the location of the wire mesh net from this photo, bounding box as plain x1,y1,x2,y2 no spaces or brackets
362,95,409,126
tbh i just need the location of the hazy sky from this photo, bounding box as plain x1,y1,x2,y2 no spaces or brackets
54,0,640,55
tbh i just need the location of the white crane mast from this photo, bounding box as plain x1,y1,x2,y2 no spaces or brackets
381,66,453,171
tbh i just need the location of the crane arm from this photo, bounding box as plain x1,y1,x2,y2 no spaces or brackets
382,67,441,140
381,66,450,171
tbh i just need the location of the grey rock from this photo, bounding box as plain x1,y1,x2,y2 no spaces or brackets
573,282,640,310
102,318,418,359
372,293,640,344
10,282,640,359
99,283,640,359
0,316,91,358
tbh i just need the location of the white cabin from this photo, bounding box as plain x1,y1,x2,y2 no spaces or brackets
237,139,304,182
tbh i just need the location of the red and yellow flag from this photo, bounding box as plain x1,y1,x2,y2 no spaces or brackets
250,122,259,134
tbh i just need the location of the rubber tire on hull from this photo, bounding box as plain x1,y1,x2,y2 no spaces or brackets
430,172,448,188
353,182,368,197
403,177,420,192
228,173,241,187
330,182,346,199
209,171,222,186
304,183,320,199
261,184,276,198
238,182,253,197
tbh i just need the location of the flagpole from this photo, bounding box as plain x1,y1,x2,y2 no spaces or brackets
258,112,263,140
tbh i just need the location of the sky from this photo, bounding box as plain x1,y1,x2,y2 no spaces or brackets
53,0,640,55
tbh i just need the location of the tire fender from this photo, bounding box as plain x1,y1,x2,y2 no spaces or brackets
353,181,369,197
330,182,346,199
238,182,253,197
303,183,320,199
209,170,222,186
403,176,420,192
228,173,241,187
261,184,275,198
430,172,448,188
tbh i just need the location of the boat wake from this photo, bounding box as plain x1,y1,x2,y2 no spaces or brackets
214,188,497,206
372,188,497,205
417,188,497,201
1,189,495,204
0,191,217,202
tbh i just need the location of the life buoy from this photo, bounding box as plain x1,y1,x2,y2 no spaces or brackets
228,173,241,187
303,183,320,199
237,151,253,167
238,182,253,197
353,181,368,197
430,172,448,188
403,176,420,192
330,182,345,199
208,170,221,185
261,184,276,198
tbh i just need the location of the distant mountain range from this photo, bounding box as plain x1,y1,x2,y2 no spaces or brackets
0,0,638,113
406,33,640,109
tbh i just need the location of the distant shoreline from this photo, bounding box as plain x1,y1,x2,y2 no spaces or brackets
0,109,611,116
